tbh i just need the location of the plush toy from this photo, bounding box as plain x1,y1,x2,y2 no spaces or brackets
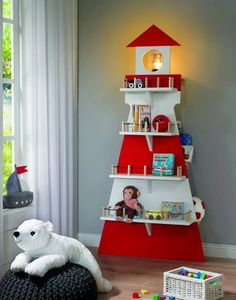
193,197,206,223
113,185,142,223
10,219,112,293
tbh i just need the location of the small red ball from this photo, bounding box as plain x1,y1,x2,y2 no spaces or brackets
152,115,170,132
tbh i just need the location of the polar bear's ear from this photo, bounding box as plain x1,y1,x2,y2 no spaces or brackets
45,221,54,232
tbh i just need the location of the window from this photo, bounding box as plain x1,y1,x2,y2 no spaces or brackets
1,0,19,196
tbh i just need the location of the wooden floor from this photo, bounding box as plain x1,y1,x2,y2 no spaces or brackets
91,248,236,300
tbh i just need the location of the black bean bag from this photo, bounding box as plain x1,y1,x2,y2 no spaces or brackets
0,263,97,300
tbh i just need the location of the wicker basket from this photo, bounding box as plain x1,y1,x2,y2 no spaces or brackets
164,267,223,300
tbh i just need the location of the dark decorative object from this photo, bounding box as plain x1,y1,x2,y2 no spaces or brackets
0,263,97,300
3,165,33,208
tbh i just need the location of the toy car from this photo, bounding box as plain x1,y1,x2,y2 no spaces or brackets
146,209,163,220
128,78,143,88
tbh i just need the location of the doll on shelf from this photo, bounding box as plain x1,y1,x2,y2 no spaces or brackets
113,185,143,223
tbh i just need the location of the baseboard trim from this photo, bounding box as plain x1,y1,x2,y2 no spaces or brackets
203,243,236,259
78,233,101,247
78,233,236,259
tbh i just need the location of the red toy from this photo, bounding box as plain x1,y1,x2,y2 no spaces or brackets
132,291,140,298
152,115,170,132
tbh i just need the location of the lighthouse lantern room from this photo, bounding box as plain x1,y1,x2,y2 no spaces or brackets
127,25,180,75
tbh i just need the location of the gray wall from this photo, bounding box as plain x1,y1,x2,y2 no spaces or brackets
79,0,236,244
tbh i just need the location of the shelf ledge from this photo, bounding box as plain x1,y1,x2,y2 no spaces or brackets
100,216,194,227
119,131,178,137
120,87,177,93
109,174,186,181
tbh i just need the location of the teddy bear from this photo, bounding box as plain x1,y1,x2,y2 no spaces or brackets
10,219,112,293
113,185,143,223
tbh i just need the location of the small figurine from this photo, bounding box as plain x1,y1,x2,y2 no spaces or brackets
113,185,142,223
3,165,33,209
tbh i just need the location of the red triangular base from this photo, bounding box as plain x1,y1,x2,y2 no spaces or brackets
98,221,205,262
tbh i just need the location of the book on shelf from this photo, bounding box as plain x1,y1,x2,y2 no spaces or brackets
132,104,151,132
139,105,151,132
162,201,185,220
162,201,184,214
182,145,194,163
152,153,175,176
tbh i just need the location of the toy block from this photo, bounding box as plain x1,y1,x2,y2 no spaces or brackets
153,294,159,300
132,292,139,298
200,273,206,280
141,288,149,294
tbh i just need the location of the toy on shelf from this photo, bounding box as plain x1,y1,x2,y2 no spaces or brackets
180,132,192,145
3,165,33,209
126,78,143,88
146,209,163,220
193,196,206,223
113,186,143,223
180,132,194,163
152,115,170,132
182,145,194,163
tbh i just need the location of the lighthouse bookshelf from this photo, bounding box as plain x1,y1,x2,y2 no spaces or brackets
98,25,205,262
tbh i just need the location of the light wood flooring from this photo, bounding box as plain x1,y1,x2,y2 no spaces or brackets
91,248,236,300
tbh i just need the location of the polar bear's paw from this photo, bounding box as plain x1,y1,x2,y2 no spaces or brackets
10,259,27,272
25,261,47,277
97,278,112,293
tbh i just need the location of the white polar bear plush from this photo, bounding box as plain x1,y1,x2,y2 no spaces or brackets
10,219,112,293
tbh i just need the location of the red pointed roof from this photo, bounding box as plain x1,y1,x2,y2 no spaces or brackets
127,25,180,47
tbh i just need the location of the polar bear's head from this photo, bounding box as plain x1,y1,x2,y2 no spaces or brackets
13,219,53,251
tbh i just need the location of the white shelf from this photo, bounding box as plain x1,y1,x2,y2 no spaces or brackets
119,131,177,137
100,216,193,226
100,216,194,236
109,174,186,181
120,87,177,93
3,205,34,216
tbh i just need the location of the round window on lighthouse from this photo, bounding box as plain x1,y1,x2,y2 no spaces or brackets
143,49,163,72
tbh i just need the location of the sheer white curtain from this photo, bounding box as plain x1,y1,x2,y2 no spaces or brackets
19,0,78,237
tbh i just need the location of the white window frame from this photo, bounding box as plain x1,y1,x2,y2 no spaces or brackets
1,0,20,196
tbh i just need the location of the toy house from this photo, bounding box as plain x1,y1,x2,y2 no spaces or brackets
98,25,204,261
